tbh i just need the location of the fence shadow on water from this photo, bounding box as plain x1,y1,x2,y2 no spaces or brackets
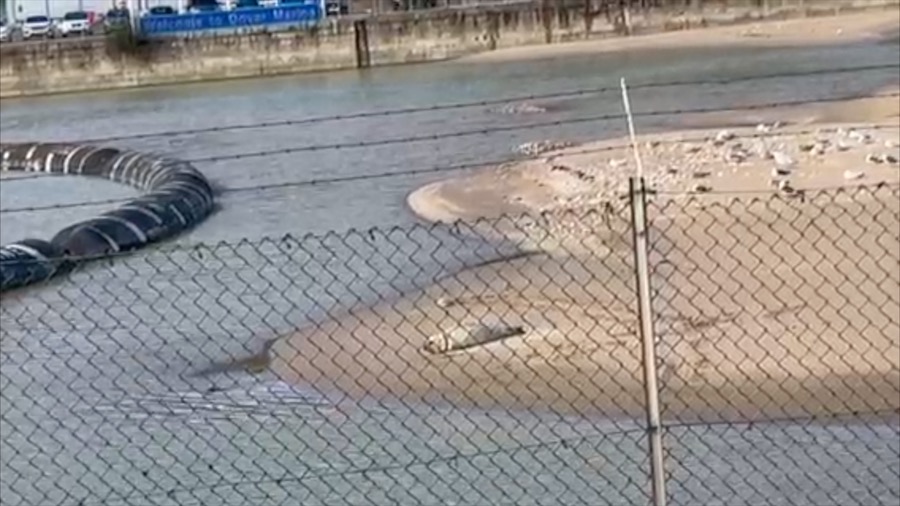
0,181,897,505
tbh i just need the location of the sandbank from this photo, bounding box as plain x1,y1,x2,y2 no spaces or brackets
458,9,900,65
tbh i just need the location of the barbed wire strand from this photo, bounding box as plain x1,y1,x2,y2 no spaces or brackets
0,180,895,274
182,92,900,163
49,63,895,144
3,91,895,186
95,427,643,506
2,123,897,214
90,406,900,506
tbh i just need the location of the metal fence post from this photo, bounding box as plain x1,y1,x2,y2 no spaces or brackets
629,176,667,506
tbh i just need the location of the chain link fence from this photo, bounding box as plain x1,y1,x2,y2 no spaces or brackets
1,181,897,505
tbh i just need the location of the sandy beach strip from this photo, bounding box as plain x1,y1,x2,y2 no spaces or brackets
457,9,900,65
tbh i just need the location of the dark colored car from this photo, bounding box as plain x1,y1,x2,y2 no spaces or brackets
147,6,177,15
187,0,222,12
234,0,260,8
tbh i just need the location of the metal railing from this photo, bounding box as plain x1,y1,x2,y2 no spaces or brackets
0,181,897,505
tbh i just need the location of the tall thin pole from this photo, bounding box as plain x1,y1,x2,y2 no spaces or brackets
126,0,137,34
620,77,645,179
630,176,667,506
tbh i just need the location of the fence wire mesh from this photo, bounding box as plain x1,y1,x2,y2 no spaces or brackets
0,182,897,505
648,183,900,505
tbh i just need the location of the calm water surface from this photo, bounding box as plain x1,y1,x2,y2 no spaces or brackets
2,39,899,244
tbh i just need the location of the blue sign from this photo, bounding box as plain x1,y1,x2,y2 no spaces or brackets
140,5,321,36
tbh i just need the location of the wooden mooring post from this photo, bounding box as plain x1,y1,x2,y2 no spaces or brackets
354,19,371,69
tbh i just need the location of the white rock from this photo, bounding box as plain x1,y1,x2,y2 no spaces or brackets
866,153,883,164
835,140,850,151
843,170,864,180
724,150,747,164
514,140,575,157
714,130,735,144
885,140,899,149
850,131,872,144
772,151,796,168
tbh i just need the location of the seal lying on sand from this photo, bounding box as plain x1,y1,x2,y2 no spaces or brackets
423,322,525,354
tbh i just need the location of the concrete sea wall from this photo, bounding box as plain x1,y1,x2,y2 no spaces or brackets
0,0,896,98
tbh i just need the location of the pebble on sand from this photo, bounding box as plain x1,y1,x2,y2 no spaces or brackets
772,151,796,168
777,179,796,194
849,131,873,144
515,140,574,157
844,170,865,180
713,130,735,145
683,144,703,154
772,167,792,178
866,153,883,164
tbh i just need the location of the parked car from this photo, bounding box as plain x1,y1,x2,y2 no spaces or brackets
22,15,53,40
234,0,260,8
104,8,131,32
0,20,10,42
146,5,177,16
187,0,222,12
57,11,92,37
325,2,349,15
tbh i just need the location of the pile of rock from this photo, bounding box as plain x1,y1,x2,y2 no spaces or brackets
515,140,575,157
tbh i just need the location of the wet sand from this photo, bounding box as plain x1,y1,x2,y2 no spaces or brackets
268,22,900,421
270,181,900,421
